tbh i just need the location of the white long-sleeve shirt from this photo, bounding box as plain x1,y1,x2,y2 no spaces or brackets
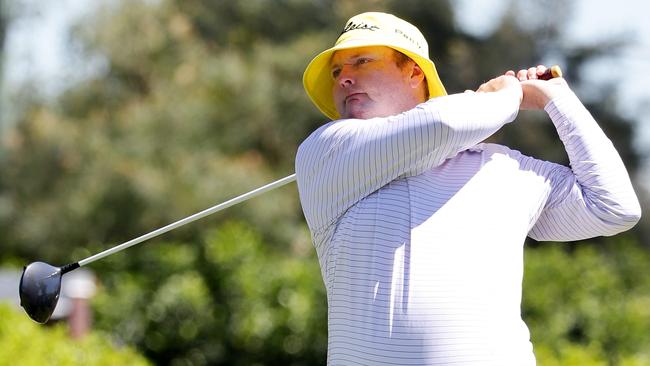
295,90,641,365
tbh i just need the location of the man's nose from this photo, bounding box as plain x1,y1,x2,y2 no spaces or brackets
337,65,355,88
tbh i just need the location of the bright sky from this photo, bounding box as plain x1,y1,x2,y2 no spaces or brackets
3,0,650,177
456,0,650,157
2,0,97,96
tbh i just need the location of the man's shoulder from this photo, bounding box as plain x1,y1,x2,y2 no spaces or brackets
296,120,344,174
296,118,363,160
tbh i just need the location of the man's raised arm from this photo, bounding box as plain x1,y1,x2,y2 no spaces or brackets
297,76,523,235
512,67,642,240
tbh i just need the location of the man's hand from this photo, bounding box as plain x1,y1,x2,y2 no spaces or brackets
506,65,570,110
474,75,523,105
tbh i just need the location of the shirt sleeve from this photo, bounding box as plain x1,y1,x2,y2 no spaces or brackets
528,92,642,241
296,89,520,236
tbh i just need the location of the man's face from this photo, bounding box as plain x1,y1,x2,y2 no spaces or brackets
330,46,422,119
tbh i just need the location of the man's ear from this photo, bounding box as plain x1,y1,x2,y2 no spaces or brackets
409,64,426,89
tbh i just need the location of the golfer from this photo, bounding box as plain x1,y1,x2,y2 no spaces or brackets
296,12,641,366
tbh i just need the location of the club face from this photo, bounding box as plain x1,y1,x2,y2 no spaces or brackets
19,262,62,323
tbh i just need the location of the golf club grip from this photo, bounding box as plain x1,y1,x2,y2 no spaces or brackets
539,65,562,80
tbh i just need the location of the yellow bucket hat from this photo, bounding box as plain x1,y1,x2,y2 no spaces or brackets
303,12,447,120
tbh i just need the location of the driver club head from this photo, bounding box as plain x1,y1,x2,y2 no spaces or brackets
19,262,63,323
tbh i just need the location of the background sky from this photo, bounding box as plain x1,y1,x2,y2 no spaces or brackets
3,0,650,179
456,0,650,159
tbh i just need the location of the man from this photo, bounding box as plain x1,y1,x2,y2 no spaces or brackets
296,12,641,365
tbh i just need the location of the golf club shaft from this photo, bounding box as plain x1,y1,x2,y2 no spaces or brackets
76,174,296,267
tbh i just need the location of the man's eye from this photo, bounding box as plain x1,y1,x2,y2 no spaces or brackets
356,58,371,65
331,68,341,79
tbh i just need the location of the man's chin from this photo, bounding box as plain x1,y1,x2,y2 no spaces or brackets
342,107,379,120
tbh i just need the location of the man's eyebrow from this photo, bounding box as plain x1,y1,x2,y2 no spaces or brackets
330,53,364,68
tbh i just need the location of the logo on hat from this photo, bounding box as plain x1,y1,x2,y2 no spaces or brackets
395,28,423,51
340,21,379,35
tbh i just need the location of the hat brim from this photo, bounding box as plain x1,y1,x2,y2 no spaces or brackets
303,42,447,120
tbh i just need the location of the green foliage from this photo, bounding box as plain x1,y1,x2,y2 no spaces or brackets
0,303,150,365
91,221,327,365
524,238,650,364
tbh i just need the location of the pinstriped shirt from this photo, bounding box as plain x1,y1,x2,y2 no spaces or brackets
295,90,641,365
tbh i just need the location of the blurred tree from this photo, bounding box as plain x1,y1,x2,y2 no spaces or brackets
523,237,650,364
0,0,647,364
0,303,151,365
91,221,327,365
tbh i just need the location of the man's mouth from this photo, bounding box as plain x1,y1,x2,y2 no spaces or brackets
345,92,364,104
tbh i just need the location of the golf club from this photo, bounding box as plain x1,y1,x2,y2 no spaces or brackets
19,173,296,323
